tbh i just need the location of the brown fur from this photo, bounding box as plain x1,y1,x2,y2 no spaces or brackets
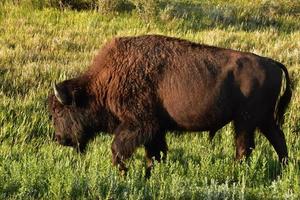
48,35,292,175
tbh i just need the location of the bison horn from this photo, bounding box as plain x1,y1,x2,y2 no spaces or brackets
53,82,65,104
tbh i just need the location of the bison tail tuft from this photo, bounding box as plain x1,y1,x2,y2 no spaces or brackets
275,63,292,127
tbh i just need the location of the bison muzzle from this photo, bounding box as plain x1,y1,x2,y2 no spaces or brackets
48,35,292,177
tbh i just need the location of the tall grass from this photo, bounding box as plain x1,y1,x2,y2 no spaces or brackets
0,1,299,199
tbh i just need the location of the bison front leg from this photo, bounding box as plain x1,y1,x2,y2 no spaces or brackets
144,132,168,178
111,121,159,175
209,130,217,142
111,134,131,175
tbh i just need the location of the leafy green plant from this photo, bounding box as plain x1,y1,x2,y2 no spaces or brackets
97,0,134,14
130,0,160,21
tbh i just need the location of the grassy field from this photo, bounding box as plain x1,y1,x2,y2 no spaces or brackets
0,0,299,199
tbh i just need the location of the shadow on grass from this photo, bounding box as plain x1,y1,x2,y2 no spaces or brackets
169,147,201,165
169,146,283,183
0,67,10,83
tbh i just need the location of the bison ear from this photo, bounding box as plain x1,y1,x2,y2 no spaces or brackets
53,82,72,105
71,89,87,107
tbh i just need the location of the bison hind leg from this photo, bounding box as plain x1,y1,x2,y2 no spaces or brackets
233,120,256,161
258,120,288,164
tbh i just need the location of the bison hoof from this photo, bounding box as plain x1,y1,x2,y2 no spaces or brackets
120,168,128,177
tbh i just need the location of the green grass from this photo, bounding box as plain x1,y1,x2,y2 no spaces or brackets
0,1,300,199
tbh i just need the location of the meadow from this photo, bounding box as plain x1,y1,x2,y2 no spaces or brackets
0,0,299,199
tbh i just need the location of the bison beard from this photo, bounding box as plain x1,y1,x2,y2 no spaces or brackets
48,35,292,177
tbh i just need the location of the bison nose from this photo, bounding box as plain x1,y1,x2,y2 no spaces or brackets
55,134,73,146
64,138,73,146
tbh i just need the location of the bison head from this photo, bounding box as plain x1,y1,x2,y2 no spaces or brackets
48,80,94,152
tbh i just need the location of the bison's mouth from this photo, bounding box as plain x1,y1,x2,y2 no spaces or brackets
55,135,74,147
61,138,73,146
55,135,87,153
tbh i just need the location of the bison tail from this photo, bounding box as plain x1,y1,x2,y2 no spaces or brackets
275,63,292,126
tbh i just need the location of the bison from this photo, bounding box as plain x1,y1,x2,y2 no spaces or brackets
48,35,292,176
